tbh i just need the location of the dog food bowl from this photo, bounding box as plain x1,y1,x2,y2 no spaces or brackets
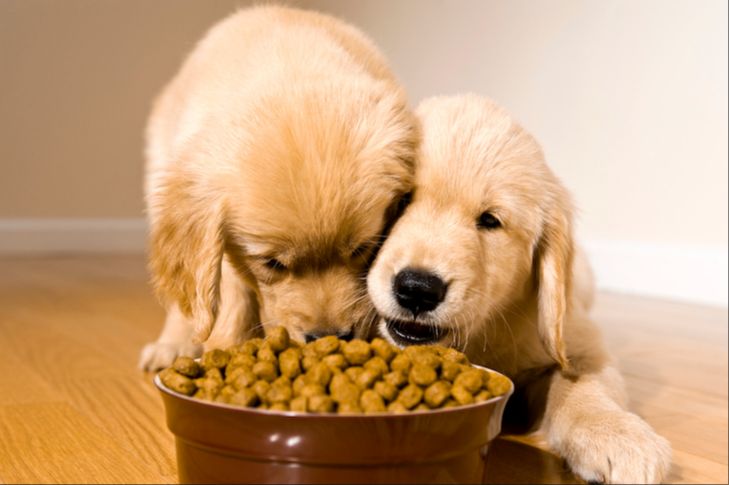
155,365,513,484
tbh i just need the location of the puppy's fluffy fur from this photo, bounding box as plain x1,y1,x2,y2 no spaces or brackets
140,6,416,370
367,95,671,483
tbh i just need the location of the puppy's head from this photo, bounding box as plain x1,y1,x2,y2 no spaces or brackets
367,95,572,368
150,81,416,343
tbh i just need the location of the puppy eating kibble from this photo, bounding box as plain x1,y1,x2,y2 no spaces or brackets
367,94,671,483
139,6,417,370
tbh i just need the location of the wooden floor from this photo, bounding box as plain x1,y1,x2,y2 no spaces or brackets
0,255,726,484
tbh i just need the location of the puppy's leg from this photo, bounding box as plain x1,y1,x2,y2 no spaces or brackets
138,303,203,371
539,364,671,484
204,257,261,350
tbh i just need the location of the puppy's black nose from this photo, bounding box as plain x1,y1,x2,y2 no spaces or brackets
393,268,447,317
304,328,355,343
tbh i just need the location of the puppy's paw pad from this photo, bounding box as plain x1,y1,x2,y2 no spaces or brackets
138,341,203,372
561,411,671,484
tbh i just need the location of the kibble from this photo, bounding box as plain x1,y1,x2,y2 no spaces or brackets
173,356,201,378
267,326,290,353
159,326,511,414
160,368,196,396
342,339,371,365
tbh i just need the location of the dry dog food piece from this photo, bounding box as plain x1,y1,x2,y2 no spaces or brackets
228,352,256,370
228,367,257,390
329,372,352,393
397,384,423,409
360,389,386,413
389,353,411,372
477,368,490,387
214,385,236,403
201,349,230,370
451,385,474,405
305,362,333,387
160,325,512,414
409,364,437,387
278,348,302,379
252,361,278,382
252,380,271,403
267,380,293,404
308,395,335,413
454,369,483,393
160,368,196,396
370,338,396,363
290,396,307,412
442,347,469,364
292,375,307,396
301,355,320,372
383,370,408,388
229,387,258,407
331,381,361,403
195,377,223,400
363,356,389,377
205,367,224,382
342,339,371,365
474,390,492,402
299,383,326,398
313,335,340,356
257,345,277,364
440,361,462,381
387,401,408,413
337,400,363,414
487,373,511,396
322,353,347,372
410,350,441,370
424,380,451,408
301,343,318,358
355,368,379,389
374,381,398,402
267,326,290,353
173,356,201,378
344,366,364,382
234,339,261,356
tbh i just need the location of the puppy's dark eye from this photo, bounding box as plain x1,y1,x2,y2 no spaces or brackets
477,211,502,230
264,258,287,271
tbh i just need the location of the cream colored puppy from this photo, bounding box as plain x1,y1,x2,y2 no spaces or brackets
139,6,416,370
367,95,671,483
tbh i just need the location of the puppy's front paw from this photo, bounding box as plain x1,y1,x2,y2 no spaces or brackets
558,410,671,484
138,340,203,371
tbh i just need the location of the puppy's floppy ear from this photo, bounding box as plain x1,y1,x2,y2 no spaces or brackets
535,195,574,371
148,168,224,343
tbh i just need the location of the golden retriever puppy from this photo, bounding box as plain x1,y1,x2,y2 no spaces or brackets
367,94,671,483
139,6,416,370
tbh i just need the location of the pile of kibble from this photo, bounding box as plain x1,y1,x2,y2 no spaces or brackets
159,326,511,414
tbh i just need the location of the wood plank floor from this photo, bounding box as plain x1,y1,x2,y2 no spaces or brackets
0,255,726,484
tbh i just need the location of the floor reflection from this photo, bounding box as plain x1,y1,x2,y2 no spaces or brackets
483,437,583,484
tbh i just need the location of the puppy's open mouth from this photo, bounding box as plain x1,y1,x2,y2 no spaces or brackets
385,318,447,345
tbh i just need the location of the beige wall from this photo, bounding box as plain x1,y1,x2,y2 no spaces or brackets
2,0,726,248
0,0,244,217
300,0,728,247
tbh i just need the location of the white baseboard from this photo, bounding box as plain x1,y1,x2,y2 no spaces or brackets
583,239,728,308
0,218,147,254
0,219,725,307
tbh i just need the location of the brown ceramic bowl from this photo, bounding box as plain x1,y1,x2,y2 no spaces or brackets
155,365,513,484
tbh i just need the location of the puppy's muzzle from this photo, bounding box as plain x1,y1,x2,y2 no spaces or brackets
393,268,447,317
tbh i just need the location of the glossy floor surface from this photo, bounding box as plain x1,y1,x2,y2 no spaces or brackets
0,255,726,483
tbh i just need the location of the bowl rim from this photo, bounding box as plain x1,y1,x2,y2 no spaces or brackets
154,363,514,419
